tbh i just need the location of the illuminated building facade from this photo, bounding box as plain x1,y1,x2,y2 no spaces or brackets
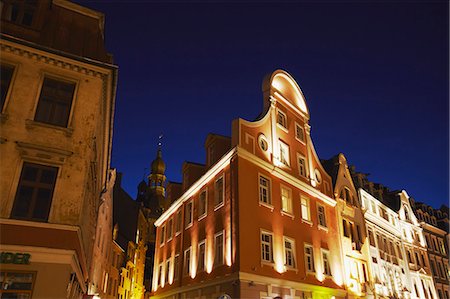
411,201,449,299
0,1,116,298
113,173,149,299
151,70,346,298
322,154,373,298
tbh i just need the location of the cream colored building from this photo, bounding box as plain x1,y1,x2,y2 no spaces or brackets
0,1,117,298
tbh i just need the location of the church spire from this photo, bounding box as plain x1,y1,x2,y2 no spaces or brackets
148,135,166,210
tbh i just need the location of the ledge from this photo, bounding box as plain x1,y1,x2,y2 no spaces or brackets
25,119,73,137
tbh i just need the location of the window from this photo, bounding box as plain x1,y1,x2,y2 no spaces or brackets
160,225,165,246
165,259,170,285
215,231,224,266
214,176,224,208
298,155,307,177
258,175,271,206
430,260,437,276
343,220,349,237
301,197,311,221
284,237,296,268
279,140,290,166
281,186,292,214
0,271,35,298
167,218,173,241
158,263,163,286
198,190,207,219
1,0,38,26
198,240,206,272
295,123,305,142
11,162,58,221
261,231,273,263
184,247,191,276
317,204,327,227
368,229,375,246
304,244,315,272
185,201,193,228
34,77,76,127
0,64,14,112
322,249,331,276
439,239,446,255
175,210,182,233
173,254,180,281
277,109,287,129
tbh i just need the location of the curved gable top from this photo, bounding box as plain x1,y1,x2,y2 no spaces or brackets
268,70,309,116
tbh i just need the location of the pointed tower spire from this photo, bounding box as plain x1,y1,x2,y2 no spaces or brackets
147,134,166,213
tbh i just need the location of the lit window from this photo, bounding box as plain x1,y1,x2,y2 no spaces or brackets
167,218,173,241
261,231,273,263
368,229,375,246
214,231,224,266
184,247,191,276
284,237,296,268
0,271,35,298
165,259,170,285
198,189,207,219
322,249,331,276
185,201,193,228
301,197,311,221
439,239,446,255
281,186,292,214
342,219,349,237
160,225,165,246
295,123,305,142
11,162,58,221
173,254,180,281
259,175,271,206
198,240,206,272
0,64,14,112
214,176,224,208
279,140,290,166
298,155,307,177
34,77,76,127
175,210,182,233
277,110,287,129
317,204,327,227
304,244,315,272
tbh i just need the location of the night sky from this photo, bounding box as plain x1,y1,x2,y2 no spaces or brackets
78,1,448,208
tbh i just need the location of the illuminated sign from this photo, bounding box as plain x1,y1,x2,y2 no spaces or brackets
0,252,31,264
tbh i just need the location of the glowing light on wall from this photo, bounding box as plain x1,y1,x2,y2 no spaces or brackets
273,237,285,273
226,229,232,267
271,73,308,114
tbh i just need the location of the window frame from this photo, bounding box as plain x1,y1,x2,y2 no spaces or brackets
304,243,315,273
295,122,305,143
321,248,332,276
198,188,207,220
183,247,191,277
283,236,297,269
32,74,78,129
278,139,290,167
297,153,307,178
198,239,206,272
214,231,225,267
0,62,17,114
173,254,180,281
214,175,225,210
185,200,193,229
261,230,274,264
300,196,311,223
159,224,165,247
11,162,59,222
276,109,288,131
167,218,173,242
281,185,293,216
317,203,327,229
175,210,182,235
0,270,36,298
165,258,171,286
258,174,272,209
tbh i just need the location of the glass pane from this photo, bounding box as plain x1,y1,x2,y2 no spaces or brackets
2,272,33,290
40,169,56,184
22,166,38,182
2,293,31,299
12,186,33,217
32,188,52,220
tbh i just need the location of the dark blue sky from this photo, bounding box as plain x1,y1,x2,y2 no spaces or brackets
80,1,448,208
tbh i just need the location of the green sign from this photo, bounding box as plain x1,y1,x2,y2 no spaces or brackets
0,252,31,264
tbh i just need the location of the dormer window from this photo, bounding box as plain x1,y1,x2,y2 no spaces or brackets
277,110,287,129
2,0,38,27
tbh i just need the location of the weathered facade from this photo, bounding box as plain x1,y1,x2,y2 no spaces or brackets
151,70,347,299
0,1,117,298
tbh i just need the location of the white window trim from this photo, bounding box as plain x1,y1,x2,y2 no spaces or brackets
173,254,180,281
198,188,208,221
283,236,297,270
321,248,332,277
158,262,163,287
167,218,173,242
214,175,225,211
198,239,206,272
160,224,166,247
297,153,308,178
276,108,288,132
165,258,171,286
278,139,291,167
301,196,311,224
175,210,182,236
260,230,274,265
214,230,225,267
281,185,294,217
185,200,193,230
258,173,273,210
184,247,191,276
304,243,315,273
317,203,328,231
294,122,306,144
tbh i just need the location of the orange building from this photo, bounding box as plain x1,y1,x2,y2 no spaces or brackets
151,70,346,298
